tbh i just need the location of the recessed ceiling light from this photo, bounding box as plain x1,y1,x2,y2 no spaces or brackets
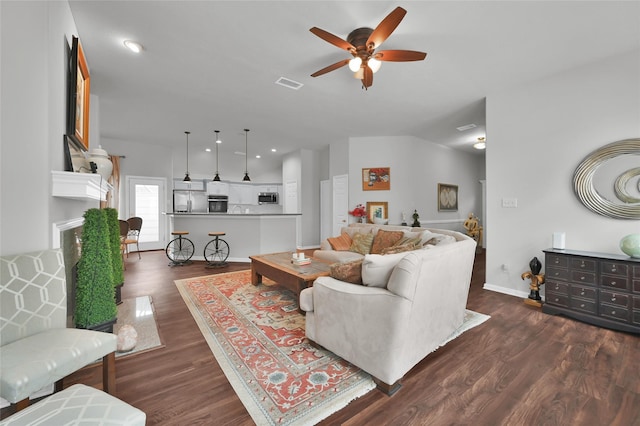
123,40,143,53
205,148,211,152
256,155,261,159
271,148,277,152
473,137,486,150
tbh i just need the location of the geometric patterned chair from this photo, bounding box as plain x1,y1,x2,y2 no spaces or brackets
0,384,145,425
0,249,117,411
124,217,143,259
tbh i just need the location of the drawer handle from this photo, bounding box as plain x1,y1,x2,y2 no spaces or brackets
612,267,617,272
611,281,617,286
580,276,585,280
611,296,616,302
555,272,560,276
554,298,559,302
580,262,586,268
554,285,559,290
612,310,616,315
580,303,585,308
580,290,585,296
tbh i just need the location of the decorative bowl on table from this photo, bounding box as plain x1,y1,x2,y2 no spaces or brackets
373,217,388,225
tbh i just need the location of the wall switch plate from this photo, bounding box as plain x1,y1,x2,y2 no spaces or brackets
502,198,518,208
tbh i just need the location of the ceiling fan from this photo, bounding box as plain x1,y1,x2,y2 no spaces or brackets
310,7,427,89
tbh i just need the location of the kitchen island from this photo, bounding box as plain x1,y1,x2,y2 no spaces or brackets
165,213,300,262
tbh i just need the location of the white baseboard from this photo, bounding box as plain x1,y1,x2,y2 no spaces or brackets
482,282,529,299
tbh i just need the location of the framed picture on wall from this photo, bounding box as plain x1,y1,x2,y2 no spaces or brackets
362,167,390,191
67,35,91,151
438,183,458,211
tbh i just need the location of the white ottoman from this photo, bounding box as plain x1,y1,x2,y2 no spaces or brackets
0,384,145,425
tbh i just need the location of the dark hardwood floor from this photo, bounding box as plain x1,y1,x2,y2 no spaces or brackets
7,249,640,425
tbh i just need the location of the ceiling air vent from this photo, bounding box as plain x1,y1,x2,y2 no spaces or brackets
456,123,477,132
275,77,303,90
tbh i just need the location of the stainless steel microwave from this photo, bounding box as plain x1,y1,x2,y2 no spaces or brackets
258,192,278,204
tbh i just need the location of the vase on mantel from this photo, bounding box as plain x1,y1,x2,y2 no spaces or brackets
359,216,367,224
87,146,113,181
620,234,640,258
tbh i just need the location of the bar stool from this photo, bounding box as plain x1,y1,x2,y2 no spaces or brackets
204,232,230,268
166,231,194,266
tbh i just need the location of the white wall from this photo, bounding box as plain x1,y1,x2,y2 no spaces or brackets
348,136,485,230
486,48,640,298
0,1,95,255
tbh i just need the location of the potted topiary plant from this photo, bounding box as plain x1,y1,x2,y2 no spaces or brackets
75,208,117,332
104,207,125,304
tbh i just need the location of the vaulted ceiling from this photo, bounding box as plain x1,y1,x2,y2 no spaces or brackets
68,1,639,160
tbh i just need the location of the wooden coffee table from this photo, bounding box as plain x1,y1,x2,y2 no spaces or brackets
249,252,332,297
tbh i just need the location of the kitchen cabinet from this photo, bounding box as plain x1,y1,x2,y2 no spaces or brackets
207,181,229,195
228,183,254,204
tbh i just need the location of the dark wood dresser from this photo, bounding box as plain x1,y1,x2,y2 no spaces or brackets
542,248,640,334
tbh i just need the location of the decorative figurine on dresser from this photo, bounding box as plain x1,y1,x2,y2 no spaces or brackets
542,248,640,334
522,257,545,308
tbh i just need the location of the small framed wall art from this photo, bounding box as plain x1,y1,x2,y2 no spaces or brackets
366,201,388,224
362,167,390,191
438,183,458,211
67,35,91,151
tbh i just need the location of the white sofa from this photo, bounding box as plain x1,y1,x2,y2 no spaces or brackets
300,227,476,395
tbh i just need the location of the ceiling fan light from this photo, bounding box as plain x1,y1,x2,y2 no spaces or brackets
123,40,143,53
368,58,381,73
473,136,486,150
354,68,364,79
348,57,362,72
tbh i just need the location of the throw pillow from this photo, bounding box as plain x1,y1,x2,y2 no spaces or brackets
370,230,404,255
327,232,352,251
361,252,411,287
381,242,419,255
393,235,422,248
349,232,374,255
330,260,363,284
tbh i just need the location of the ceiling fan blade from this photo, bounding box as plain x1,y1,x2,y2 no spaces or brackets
366,7,407,49
375,50,427,62
311,59,350,77
362,66,373,89
310,27,355,51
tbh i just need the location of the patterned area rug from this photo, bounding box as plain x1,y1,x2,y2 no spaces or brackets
114,296,164,358
175,271,376,425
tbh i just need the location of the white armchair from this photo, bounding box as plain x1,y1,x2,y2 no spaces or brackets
300,230,476,395
0,249,117,411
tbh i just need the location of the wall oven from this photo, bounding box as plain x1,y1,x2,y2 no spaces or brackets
208,195,228,213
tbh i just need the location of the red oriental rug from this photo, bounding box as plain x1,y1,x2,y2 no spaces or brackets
174,270,375,425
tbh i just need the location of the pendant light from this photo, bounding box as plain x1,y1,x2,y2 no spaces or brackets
183,131,191,182
242,128,251,182
212,130,221,181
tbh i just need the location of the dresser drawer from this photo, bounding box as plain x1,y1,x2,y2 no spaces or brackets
547,281,569,295
601,262,628,276
547,255,568,268
633,309,640,325
633,295,640,310
633,265,640,279
545,291,569,307
569,285,597,301
570,298,597,314
601,275,630,291
599,290,630,308
633,279,640,294
571,270,596,285
599,303,630,322
546,267,569,281
570,258,597,273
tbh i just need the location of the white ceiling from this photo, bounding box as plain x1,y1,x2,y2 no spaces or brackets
68,1,640,160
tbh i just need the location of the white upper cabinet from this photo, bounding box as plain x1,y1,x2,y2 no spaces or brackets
207,181,229,195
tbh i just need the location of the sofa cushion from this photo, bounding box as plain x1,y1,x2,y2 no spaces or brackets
329,259,363,285
349,233,375,255
370,230,404,255
361,251,411,287
327,232,352,251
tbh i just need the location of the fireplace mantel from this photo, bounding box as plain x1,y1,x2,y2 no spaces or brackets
51,170,111,201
